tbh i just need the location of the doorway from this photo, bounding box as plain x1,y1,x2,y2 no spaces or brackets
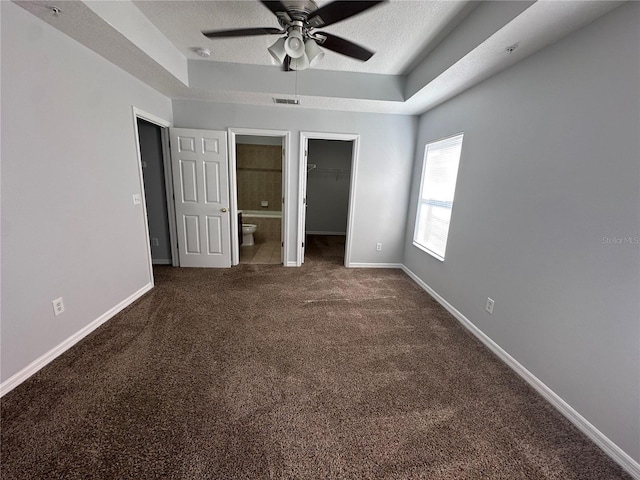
228,128,290,266
299,132,360,267
132,108,176,281
137,119,173,265
235,135,283,265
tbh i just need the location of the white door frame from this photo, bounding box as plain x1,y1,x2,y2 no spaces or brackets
131,107,177,284
298,132,360,267
228,128,291,266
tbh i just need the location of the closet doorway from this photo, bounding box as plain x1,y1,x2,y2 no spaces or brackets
299,132,360,267
132,108,177,279
137,119,173,265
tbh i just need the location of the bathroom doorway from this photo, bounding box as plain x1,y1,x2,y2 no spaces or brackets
228,129,290,266
299,132,359,267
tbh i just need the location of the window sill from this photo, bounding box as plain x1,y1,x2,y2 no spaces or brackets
413,241,445,262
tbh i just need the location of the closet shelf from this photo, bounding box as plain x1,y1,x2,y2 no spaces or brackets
307,163,350,174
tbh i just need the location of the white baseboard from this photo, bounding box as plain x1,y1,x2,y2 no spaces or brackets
285,261,298,267
348,262,403,269
306,231,346,235
152,259,171,265
0,283,153,397
400,265,640,479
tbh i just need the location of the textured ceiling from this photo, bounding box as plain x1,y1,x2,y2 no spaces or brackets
14,1,626,115
132,0,470,74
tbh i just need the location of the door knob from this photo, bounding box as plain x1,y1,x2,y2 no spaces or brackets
221,208,227,212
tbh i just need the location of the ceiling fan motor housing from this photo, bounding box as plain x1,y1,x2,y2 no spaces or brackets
278,0,319,25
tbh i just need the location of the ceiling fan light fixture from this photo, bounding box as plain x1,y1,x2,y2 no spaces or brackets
304,39,324,66
268,37,287,64
284,30,306,58
289,52,310,71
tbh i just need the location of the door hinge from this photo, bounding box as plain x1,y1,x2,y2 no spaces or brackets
305,150,308,157
302,241,305,248
281,241,284,247
303,197,306,204
282,196,285,204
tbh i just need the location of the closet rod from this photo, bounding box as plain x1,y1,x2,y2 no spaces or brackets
307,164,350,174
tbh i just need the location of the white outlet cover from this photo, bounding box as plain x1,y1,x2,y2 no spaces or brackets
485,297,495,314
52,297,65,316
132,194,142,205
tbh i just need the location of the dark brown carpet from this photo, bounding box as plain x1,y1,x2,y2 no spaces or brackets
1,235,630,479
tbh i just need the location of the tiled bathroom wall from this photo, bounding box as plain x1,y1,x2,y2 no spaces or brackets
237,144,282,243
237,144,282,212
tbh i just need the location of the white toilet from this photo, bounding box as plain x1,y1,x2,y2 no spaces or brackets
242,224,257,246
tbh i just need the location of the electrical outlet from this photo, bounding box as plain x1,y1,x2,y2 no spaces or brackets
485,297,495,314
132,193,142,205
152,237,159,247
376,242,382,252
52,297,65,316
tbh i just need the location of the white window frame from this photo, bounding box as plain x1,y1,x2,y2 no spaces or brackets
413,133,464,261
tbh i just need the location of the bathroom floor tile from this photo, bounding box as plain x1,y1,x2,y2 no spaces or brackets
240,241,281,265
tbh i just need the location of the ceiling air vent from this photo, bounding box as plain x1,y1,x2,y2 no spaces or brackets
273,98,300,105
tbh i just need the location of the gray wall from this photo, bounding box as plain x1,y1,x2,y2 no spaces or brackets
306,139,352,234
138,119,172,263
172,101,417,265
403,3,639,462
1,2,172,382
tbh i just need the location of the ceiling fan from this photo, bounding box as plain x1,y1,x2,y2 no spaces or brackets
202,0,387,71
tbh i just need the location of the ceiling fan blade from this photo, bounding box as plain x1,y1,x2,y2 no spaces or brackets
316,32,375,61
202,27,282,38
307,1,386,28
261,1,292,23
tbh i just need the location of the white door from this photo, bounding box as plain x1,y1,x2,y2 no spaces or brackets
170,128,231,268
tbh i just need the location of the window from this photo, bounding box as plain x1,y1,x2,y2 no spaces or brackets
413,133,464,261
